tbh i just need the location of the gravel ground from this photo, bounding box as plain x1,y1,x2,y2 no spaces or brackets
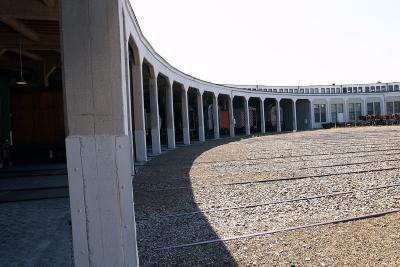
134,126,400,266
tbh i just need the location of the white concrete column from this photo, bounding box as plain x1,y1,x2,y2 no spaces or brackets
61,1,138,266
381,97,386,115
344,100,349,122
213,93,220,139
229,95,235,137
292,99,297,131
165,80,175,149
244,97,250,135
363,98,368,116
276,99,282,132
181,87,190,145
149,76,161,155
260,98,266,134
309,100,315,129
132,61,147,162
327,101,332,123
197,90,205,142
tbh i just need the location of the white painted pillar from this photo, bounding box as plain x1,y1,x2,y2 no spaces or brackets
165,80,175,149
181,87,190,145
309,100,315,129
229,95,235,137
344,99,349,122
149,76,161,155
131,61,147,162
381,97,386,115
197,90,205,142
276,99,282,132
244,97,250,135
213,93,220,139
327,101,332,123
61,1,138,266
292,99,297,131
363,98,368,116
260,98,266,134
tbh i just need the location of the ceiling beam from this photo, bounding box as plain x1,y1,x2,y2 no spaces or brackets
9,48,43,61
0,0,58,21
40,0,56,8
0,34,59,51
0,48,6,57
0,16,41,42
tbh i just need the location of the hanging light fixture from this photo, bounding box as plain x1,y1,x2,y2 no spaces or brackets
16,36,27,86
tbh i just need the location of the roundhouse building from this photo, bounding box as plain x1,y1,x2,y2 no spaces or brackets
0,0,399,266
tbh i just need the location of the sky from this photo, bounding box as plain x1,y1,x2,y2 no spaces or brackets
130,0,400,86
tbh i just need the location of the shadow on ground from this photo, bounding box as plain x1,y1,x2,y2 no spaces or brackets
134,137,246,266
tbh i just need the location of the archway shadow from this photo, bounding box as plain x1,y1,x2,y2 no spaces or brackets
134,137,244,266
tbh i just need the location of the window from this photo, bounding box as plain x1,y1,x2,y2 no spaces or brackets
387,102,394,114
331,103,344,123
336,88,340,93
310,88,314,94
279,89,283,93
365,86,370,93
284,89,288,93
331,104,337,122
343,87,347,93
305,88,309,94
389,85,394,92
300,89,304,93
289,89,293,93
273,89,277,92
314,104,327,123
368,102,381,115
330,88,335,94
386,101,400,114
367,103,374,115
338,103,343,113
381,86,386,92
321,88,326,93
315,88,319,93
294,89,298,93
374,102,381,115
395,85,399,91
349,103,362,121
353,87,357,93
395,102,400,113
376,86,381,92
371,86,376,92
358,87,362,93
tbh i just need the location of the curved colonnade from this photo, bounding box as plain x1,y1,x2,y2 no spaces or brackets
60,1,400,266
122,2,400,162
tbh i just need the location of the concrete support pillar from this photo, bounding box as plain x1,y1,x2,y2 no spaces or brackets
276,99,282,132
131,62,147,162
181,87,190,145
363,98,368,116
61,1,138,266
244,97,250,135
309,100,315,129
327,101,332,123
344,100,349,122
381,97,386,115
260,98,266,134
149,76,161,155
165,81,175,149
213,93,220,139
197,90,205,142
292,99,297,131
229,96,235,137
